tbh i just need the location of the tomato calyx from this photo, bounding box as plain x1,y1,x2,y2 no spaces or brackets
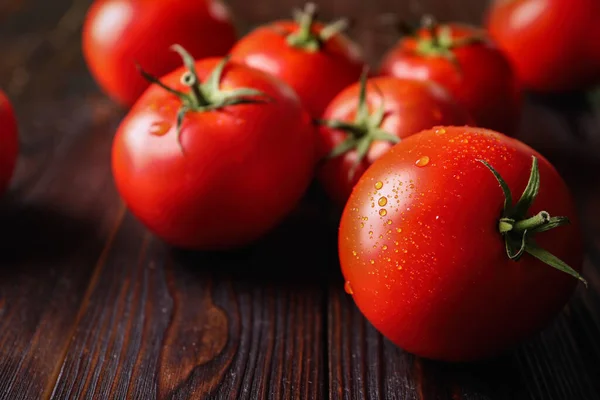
479,157,587,286
414,15,485,72
138,45,272,151
286,2,349,52
316,69,399,179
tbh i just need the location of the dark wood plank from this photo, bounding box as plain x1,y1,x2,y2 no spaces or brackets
48,211,329,399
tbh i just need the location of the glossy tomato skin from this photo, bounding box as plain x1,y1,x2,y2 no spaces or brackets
318,77,472,207
339,126,582,362
0,91,18,195
83,0,237,107
112,58,317,250
229,21,364,117
486,0,600,92
379,25,521,135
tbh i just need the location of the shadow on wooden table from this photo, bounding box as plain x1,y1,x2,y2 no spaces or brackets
169,185,342,286
0,194,102,268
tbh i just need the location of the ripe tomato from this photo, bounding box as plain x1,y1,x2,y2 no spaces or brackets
112,47,317,250
486,0,600,92
82,0,237,107
339,126,584,362
317,73,472,207
0,90,18,195
379,18,521,135
229,3,364,117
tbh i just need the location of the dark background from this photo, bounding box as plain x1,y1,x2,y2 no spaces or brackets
1,0,600,399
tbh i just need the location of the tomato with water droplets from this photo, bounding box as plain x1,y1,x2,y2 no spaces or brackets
317,73,471,207
338,126,585,362
229,3,364,117
379,18,521,135
82,0,237,107
112,48,317,250
0,90,18,195
486,0,600,92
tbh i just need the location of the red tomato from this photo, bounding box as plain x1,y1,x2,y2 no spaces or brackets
82,0,237,107
317,74,472,206
379,19,521,135
0,90,18,195
112,48,317,250
486,0,600,92
339,126,584,362
229,3,364,117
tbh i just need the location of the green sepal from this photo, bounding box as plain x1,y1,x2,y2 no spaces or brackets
526,242,588,287
477,157,587,286
138,45,273,152
286,3,349,52
318,68,398,176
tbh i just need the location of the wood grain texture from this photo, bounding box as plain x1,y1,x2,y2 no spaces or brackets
0,0,600,399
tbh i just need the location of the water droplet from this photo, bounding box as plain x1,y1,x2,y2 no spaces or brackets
378,197,388,206
344,281,354,294
379,209,387,216
436,128,446,135
363,217,368,221
387,220,392,225
409,184,415,189
379,234,383,239
370,259,375,265
368,231,374,236
396,228,402,233
374,181,383,190
352,251,357,256
149,121,171,136
415,156,430,167
360,222,365,228
382,245,388,250
397,266,403,270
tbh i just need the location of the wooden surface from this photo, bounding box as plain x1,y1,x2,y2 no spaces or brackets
1,0,600,399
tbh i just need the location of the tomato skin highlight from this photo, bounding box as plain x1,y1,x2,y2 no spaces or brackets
229,20,364,117
82,0,237,107
111,58,317,250
0,91,18,195
379,24,521,135
486,0,600,92
338,126,582,362
317,77,472,207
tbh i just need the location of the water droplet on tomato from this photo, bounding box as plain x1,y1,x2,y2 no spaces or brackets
375,181,383,190
368,231,374,236
396,227,402,233
415,156,430,167
378,197,387,206
387,220,392,225
379,209,387,216
360,222,365,228
344,281,354,294
370,259,375,265
436,128,446,135
352,250,357,256
382,245,388,250
149,121,171,136
409,184,415,189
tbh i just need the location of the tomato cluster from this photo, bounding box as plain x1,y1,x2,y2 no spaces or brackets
22,0,588,363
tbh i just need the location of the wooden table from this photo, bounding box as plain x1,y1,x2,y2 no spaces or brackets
1,0,600,399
